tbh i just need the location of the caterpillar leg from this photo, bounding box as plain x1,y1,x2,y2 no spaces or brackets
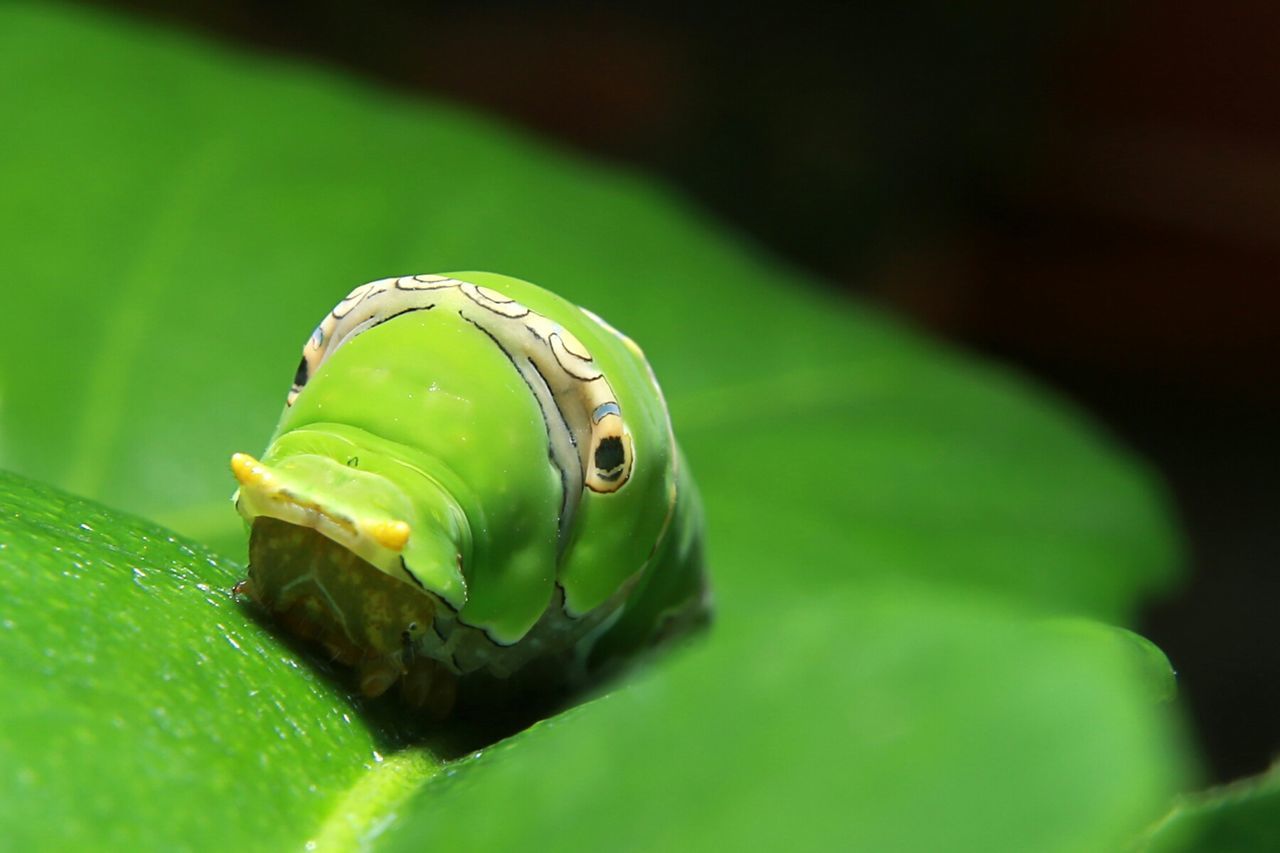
357,656,403,698
400,657,458,719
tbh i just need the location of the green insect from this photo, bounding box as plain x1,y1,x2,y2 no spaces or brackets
232,272,709,716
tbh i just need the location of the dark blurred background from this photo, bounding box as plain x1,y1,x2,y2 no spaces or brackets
87,0,1277,782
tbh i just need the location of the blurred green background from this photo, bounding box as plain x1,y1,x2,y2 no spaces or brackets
88,0,1280,782
0,1,1274,850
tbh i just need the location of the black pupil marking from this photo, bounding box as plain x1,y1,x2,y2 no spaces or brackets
293,356,309,387
594,436,625,472
347,456,360,468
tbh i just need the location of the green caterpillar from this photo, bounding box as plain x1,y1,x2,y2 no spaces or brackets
232,272,709,715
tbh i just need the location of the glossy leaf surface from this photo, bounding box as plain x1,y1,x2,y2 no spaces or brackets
0,4,1199,851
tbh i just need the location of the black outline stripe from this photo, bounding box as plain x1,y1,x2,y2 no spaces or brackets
371,303,435,330
400,556,426,590
549,333,603,381
526,354,579,533
461,283,531,319
459,310,574,519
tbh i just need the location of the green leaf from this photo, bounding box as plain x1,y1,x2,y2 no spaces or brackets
0,470,443,850
379,584,1190,852
0,471,1190,851
1140,766,1280,852
0,4,1196,851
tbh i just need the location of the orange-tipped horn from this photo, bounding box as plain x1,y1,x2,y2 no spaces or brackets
230,452,272,488
368,519,411,552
